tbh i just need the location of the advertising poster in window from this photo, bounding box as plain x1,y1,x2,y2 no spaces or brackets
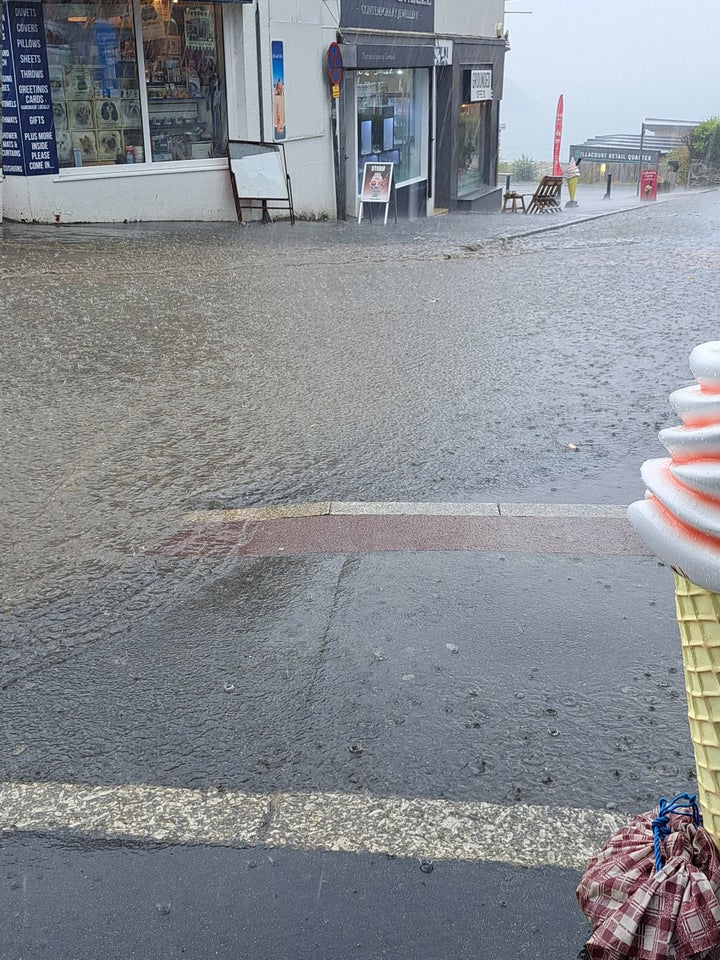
184,4,215,52
271,40,285,141
1,0,58,176
139,0,167,43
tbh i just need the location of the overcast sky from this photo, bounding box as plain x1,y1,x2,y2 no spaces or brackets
499,0,720,161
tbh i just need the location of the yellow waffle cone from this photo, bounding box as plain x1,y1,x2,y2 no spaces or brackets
674,572,720,847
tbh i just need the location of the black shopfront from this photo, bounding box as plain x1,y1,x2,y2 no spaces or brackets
434,41,505,212
338,0,505,218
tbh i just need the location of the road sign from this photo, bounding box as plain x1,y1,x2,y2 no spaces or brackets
326,42,343,85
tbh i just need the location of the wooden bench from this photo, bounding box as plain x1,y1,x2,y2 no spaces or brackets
525,175,563,214
502,191,526,213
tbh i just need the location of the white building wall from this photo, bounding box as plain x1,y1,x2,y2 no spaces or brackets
3,0,341,223
434,0,505,39
260,0,340,218
3,160,237,222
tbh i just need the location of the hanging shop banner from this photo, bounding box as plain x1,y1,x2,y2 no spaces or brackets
271,40,285,141
2,0,59,176
340,0,434,34
552,94,564,178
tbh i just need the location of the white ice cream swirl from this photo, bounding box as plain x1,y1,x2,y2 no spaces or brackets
628,342,720,591
564,158,580,180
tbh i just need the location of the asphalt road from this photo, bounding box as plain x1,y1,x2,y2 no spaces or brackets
2,191,719,959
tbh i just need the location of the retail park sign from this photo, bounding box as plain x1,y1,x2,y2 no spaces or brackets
340,0,435,33
571,146,660,164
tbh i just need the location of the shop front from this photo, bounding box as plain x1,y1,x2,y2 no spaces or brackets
434,41,504,212
338,0,506,219
352,45,431,218
1,0,249,221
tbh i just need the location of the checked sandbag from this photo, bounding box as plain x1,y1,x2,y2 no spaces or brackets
577,796,720,960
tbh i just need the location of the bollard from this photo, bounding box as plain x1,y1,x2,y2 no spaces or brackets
603,173,612,200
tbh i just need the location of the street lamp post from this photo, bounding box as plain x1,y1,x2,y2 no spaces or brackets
637,121,646,196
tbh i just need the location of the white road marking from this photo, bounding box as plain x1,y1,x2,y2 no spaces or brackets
182,501,629,524
0,780,626,871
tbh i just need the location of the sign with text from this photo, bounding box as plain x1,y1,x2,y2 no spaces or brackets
360,161,393,203
470,69,492,102
570,145,660,164
356,43,436,69
340,0,434,34
359,161,394,224
2,0,58,176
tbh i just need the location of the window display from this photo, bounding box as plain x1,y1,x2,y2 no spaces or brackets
141,0,226,162
356,68,428,190
457,100,487,197
43,0,227,167
45,0,143,166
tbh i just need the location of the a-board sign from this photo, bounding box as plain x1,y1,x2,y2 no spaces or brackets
227,139,295,223
360,162,393,204
358,161,395,225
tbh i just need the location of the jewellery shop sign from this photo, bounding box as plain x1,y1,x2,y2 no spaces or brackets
2,0,59,176
340,0,434,34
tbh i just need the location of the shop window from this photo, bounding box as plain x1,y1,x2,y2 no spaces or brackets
457,100,487,197
45,0,144,166
356,68,428,190
142,1,226,162
43,0,227,167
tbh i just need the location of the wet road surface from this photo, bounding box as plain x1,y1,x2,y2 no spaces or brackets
3,190,720,623
1,191,719,958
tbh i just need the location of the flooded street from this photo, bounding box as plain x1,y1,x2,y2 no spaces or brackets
3,195,719,638
2,193,720,959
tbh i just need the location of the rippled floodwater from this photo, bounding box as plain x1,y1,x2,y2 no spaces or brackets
2,193,719,681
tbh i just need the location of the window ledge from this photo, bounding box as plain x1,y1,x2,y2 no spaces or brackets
453,184,500,201
52,157,228,183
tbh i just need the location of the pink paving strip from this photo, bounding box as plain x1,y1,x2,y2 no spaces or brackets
155,515,652,559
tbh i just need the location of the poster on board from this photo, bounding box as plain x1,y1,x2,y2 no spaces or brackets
359,161,395,224
271,40,285,141
360,162,393,204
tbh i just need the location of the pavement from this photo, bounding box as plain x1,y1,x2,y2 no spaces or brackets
0,181,696,252
1,187,711,959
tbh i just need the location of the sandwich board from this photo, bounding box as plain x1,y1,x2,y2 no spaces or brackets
227,139,295,224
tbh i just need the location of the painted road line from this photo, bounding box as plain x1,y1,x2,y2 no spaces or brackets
266,791,626,870
0,781,626,871
0,782,266,847
182,502,629,524
157,514,650,559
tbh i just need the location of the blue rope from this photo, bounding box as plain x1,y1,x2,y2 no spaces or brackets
651,793,701,872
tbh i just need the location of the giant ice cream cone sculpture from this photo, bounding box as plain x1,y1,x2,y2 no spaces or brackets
629,342,720,847
564,157,580,205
